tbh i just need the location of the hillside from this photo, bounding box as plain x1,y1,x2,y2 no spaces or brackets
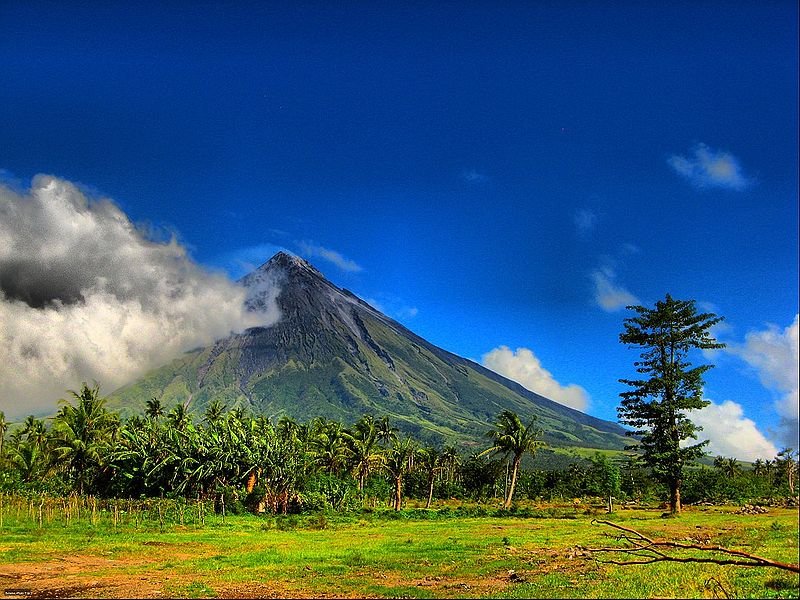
110,252,629,450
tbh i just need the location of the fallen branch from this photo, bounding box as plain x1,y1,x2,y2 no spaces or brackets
581,520,799,574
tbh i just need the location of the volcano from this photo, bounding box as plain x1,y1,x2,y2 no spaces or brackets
110,252,628,449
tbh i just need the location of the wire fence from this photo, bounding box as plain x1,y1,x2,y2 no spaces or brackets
0,493,219,532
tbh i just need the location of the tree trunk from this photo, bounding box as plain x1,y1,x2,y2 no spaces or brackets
394,476,402,511
245,470,257,494
504,456,520,509
607,494,613,513
425,474,435,509
670,479,682,514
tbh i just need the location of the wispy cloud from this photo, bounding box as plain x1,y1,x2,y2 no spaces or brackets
213,243,288,279
482,346,589,412
726,315,799,448
363,293,418,321
461,169,489,183
668,143,752,190
297,241,363,273
590,264,640,312
574,208,597,235
687,399,779,461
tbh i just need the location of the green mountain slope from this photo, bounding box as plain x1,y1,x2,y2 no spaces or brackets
110,252,629,450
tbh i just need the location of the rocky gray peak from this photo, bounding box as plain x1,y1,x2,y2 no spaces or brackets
262,251,322,277
239,251,325,293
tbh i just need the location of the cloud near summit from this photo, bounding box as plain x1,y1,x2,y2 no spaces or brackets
0,175,280,418
297,241,363,273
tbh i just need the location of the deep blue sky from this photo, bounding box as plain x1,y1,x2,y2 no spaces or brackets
1,1,797,458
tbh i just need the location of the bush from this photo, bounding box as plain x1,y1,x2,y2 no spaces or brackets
301,474,359,512
215,487,246,515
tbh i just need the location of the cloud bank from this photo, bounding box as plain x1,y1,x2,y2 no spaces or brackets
668,143,752,190
728,315,799,448
0,175,279,418
297,241,363,273
481,346,589,412
688,399,778,462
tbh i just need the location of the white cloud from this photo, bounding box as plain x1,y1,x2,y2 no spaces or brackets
481,346,589,412
397,306,419,319
727,315,799,448
0,175,279,418
590,265,640,312
297,241,363,273
668,143,752,190
687,399,778,462
574,208,597,235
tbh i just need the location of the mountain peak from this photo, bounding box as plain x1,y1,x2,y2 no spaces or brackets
262,251,323,277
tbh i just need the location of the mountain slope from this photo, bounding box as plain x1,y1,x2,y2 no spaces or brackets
110,252,629,449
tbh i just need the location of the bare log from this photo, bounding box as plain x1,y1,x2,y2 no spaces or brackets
581,519,799,574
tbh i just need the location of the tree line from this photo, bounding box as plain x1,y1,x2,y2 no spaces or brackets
0,388,795,514
0,294,796,514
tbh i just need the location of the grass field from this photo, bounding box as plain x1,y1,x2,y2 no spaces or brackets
0,500,798,598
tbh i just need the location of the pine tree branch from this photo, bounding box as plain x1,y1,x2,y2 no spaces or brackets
582,520,800,574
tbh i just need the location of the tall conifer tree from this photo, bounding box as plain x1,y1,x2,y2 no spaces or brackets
618,294,724,514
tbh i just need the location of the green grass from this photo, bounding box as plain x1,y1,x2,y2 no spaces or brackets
0,504,797,598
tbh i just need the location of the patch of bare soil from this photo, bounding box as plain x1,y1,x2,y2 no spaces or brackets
0,554,165,599
1,546,528,599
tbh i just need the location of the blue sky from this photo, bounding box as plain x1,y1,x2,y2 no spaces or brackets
1,1,797,459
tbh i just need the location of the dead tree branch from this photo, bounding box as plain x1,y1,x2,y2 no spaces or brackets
581,519,799,574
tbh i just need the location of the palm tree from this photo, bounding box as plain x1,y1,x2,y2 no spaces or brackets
276,415,300,441
417,446,445,508
764,459,776,484
345,415,384,491
168,404,190,431
777,448,798,495
241,415,274,494
51,383,118,495
10,441,45,483
440,445,460,485
384,437,418,510
0,411,7,465
145,397,164,420
714,456,742,479
22,415,48,447
310,418,350,476
203,399,226,425
482,410,543,509
376,416,398,447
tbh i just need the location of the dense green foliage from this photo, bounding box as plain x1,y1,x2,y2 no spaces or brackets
1,384,797,513
618,294,725,513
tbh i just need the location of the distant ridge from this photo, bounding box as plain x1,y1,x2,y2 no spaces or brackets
110,252,629,449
